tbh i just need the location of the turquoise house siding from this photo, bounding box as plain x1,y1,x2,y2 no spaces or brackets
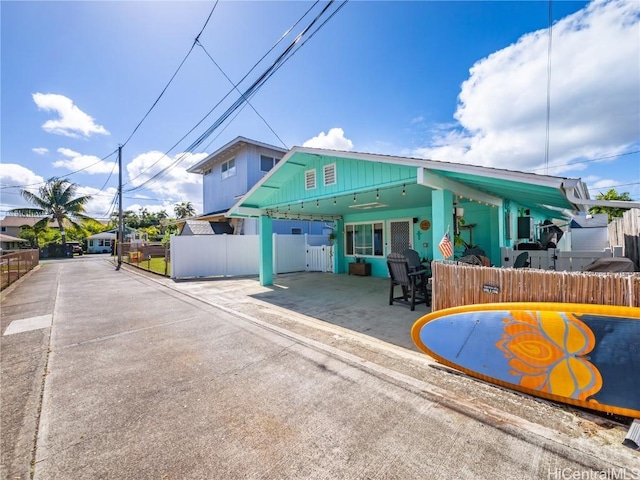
260,154,418,208
342,206,434,277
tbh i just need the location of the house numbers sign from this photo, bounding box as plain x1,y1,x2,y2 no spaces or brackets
419,219,431,231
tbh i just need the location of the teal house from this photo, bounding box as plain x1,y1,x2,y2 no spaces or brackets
228,147,594,286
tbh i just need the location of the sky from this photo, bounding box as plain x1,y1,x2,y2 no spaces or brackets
1,0,639,221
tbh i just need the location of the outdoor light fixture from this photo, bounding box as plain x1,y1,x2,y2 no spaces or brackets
376,189,379,200
333,197,337,205
402,184,406,196
316,199,319,208
353,193,357,203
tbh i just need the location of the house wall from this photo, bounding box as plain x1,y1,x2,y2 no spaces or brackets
202,144,286,214
272,220,328,235
265,155,417,206
87,235,115,253
342,206,435,277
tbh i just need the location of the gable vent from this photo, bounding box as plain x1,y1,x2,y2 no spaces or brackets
305,169,316,190
323,163,337,186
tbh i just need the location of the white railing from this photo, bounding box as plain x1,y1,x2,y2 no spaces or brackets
500,246,624,271
171,234,332,278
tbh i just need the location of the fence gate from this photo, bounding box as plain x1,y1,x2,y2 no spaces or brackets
306,245,334,272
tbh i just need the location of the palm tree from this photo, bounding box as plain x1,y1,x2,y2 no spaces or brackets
10,178,94,250
174,201,195,219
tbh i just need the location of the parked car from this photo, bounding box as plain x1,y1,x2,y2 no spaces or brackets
67,242,83,256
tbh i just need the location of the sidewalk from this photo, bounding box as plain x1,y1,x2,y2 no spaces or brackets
2,257,637,479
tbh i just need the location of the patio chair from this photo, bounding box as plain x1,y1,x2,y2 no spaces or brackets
387,252,431,311
513,251,529,269
402,249,432,277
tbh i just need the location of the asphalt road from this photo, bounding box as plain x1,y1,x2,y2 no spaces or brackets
2,257,638,479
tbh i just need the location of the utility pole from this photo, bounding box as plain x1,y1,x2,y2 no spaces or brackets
116,145,123,270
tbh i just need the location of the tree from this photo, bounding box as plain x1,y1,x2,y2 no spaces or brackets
18,222,50,249
589,189,633,221
10,178,94,250
174,201,195,219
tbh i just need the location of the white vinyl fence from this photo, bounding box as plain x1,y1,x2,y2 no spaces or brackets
171,234,333,278
501,246,624,271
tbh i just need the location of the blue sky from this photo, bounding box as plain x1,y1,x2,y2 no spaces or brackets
2,0,639,220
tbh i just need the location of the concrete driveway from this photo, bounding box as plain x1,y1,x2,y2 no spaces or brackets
2,257,638,479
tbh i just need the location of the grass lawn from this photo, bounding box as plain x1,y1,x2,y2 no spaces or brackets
126,256,170,276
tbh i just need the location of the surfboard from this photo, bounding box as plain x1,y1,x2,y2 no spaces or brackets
411,302,640,418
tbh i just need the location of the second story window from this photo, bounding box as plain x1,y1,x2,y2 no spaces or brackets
260,155,280,172
221,158,236,179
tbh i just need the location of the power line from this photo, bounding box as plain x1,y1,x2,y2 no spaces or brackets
1,149,118,191
125,1,347,193
529,150,640,173
121,1,219,147
122,1,322,189
196,40,288,150
544,0,553,174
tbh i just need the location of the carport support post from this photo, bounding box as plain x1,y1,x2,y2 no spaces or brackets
333,219,344,274
259,215,273,286
431,189,454,260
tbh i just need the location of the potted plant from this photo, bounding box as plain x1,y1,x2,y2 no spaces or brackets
328,232,336,245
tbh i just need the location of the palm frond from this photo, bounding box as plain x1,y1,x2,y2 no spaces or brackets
9,207,46,216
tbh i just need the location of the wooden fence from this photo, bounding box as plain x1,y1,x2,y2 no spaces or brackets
1,249,40,290
608,208,640,270
431,261,640,311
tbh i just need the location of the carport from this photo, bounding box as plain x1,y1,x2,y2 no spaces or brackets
228,147,591,285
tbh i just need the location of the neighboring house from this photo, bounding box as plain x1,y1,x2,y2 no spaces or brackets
86,232,116,254
0,215,91,237
0,233,29,252
0,216,47,238
86,228,150,253
228,146,640,285
179,220,234,235
186,136,329,236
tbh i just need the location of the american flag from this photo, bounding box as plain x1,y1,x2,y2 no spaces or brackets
438,232,453,258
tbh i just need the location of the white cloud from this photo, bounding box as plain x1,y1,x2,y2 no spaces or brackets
75,185,119,220
303,128,354,151
412,0,639,173
32,147,49,155
0,164,45,213
52,147,118,175
32,93,110,138
126,151,206,208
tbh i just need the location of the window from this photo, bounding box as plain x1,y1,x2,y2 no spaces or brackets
291,227,302,235
1,227,5,232
221,158,236,179
260,155,280,172
305,169,316,190
323,163,336,186
345,222,384,257
204,168,212,176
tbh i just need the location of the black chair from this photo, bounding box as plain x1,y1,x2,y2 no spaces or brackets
402,249,432,277
387,252,431,311
513,251,530,268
